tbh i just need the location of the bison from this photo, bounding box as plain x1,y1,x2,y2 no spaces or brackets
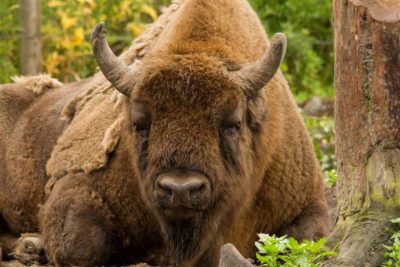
0,0,330,266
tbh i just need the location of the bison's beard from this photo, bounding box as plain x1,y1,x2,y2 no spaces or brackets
161,216,203,262
159,211,220,266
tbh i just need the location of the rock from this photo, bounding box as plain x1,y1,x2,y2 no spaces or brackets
299,97,334,117
219,243,255,267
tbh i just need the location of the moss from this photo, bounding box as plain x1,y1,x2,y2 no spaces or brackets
324,212,394,266
366,148,400,212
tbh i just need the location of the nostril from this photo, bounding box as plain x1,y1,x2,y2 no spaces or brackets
190,183,205,195
189,180,211,201
198,183,206,191
160,184,173,195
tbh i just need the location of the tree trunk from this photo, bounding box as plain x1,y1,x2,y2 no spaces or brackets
20,0,42,75
328,0,400,266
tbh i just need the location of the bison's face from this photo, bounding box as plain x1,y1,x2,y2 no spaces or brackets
127,52,262,260
130,53,251,220
91,23,286,263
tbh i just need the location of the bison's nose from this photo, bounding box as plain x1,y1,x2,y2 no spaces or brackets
155,171,211,210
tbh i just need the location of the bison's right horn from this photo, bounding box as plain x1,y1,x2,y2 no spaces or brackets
237,33,287,95
91,23,136,97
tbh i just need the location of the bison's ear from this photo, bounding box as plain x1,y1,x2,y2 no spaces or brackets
91,23,137,97
237,33,287,95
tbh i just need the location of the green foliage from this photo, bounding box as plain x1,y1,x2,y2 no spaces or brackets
1,0,333,100
41,0,160,82
382,219,400,267
0,0,162,83
303,116,336,187
324,169,337,188
255,234,335,267
249,0,333,101
0,0,20,83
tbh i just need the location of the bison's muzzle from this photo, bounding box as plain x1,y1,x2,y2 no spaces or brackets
154,170,211,219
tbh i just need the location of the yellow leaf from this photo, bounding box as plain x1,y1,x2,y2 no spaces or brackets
113,0,130,22
120,0,130,12
45,52,64,75
78,0,97,9
87,0,97,10
99,15,107,22
9,4,20,11
127,22,145,37
58,11,77,30
71,28,84,46
142,5,158,21
83,5,92,15
48,0,64,7
60,38,73,50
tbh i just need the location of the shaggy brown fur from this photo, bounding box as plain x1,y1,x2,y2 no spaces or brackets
0,0,329,266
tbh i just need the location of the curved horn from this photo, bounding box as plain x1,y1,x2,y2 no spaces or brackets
238,33,287,94
91,23,135,97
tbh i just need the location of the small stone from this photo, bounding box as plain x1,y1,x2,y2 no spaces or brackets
219,243,255,267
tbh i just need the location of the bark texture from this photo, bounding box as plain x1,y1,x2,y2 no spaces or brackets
329,0,400,266
20,0,42,75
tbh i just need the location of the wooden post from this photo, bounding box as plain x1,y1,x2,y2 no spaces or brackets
20,0,42,75
328,0,400,265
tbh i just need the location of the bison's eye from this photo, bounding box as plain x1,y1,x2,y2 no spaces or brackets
220,100,243,136
131,103,151,136
223,121,241,135
133,121,151,136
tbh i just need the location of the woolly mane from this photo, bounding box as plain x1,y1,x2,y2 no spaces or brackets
46,0,184,190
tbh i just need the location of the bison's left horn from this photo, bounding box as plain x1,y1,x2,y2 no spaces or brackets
237,33,287,95
91,23,136,97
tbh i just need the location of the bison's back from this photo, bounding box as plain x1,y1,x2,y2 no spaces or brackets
0,77,88,233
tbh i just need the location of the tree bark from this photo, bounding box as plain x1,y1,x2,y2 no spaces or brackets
328,0,400,266
20,0,42,75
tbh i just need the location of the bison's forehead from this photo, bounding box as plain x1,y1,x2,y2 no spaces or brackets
134,53,244,115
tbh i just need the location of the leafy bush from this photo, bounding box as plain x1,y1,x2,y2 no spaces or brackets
382,218,400,267
324,169,337,188
0,0,20,83
250,0,333,101
42,0,161,82
0,0,162,83
303,116,336,187
255,234,335,267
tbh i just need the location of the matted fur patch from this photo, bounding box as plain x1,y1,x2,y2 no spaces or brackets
11,74,63,95
45,0,184,189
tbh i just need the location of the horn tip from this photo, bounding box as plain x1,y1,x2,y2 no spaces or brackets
270,32,287,58
271,32,287,45
91,22,107,42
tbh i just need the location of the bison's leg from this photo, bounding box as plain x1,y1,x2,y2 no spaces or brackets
278,198,331,241
8,233,48,265
0,222,47,265
0,233,15,261
40,176,119,267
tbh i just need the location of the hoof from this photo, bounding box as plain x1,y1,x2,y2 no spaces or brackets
9,233,47,265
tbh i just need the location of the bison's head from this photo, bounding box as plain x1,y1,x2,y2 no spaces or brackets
91,23,286,264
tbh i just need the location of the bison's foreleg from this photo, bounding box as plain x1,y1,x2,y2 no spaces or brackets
8,233,47,265
40,176,119,267
278,198,331,241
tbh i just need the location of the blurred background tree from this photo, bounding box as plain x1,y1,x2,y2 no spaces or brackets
250,0,333,101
